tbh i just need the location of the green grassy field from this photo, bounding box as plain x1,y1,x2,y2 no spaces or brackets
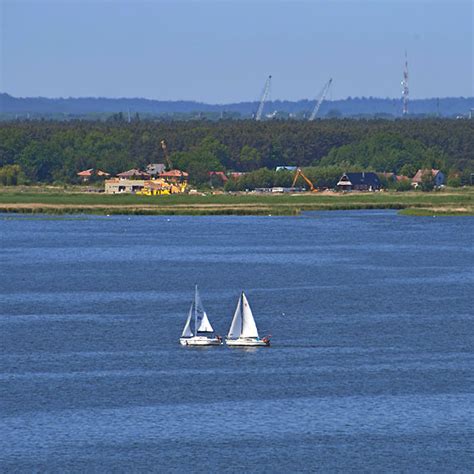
0,187,472,216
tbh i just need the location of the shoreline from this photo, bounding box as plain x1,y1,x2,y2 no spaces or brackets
0,188,472,217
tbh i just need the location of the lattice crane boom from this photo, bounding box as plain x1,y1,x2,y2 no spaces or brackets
255,75,272,121
309,78,333,121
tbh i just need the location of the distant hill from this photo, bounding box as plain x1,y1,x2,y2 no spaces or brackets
1,92,473,119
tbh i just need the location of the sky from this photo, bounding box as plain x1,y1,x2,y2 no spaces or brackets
0,0,473,102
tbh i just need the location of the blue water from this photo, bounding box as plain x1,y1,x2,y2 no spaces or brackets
1,211,473,472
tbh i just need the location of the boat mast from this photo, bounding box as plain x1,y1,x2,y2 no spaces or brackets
241,292,244,334
194,285,198,334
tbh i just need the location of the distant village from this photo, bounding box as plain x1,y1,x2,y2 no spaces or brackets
77,164,446,195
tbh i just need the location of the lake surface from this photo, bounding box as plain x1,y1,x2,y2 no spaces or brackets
1,210,473,472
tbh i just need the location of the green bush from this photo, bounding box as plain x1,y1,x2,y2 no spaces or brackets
420,171,435,192
0,164,26,185
395,179,412,192
447,176,461,187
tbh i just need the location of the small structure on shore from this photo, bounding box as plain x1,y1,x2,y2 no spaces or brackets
378,172,410,184
105,178,146,194
77,168,110,182
228,172,246,179
138,177,187,195
209,171,228,186
337,172,382,191
158,169,189,184
271,187,305,193
411,169,445,188
146,163,166,177
117,169,151,180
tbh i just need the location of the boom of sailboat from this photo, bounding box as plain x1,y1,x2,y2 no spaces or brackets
179,286,271,347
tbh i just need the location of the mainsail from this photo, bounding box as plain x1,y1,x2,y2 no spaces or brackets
194,286,214,333
241,293,259,338
181,303,194,338
227,292,259,339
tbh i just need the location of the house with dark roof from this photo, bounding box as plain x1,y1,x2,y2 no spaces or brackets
337,172,382,191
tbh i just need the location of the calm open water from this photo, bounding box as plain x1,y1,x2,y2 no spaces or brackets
0,210,473,472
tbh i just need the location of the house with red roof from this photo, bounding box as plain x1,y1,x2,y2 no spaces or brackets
228,172,246,179
77,168,110,182
158,169,189,184
209,171,228,183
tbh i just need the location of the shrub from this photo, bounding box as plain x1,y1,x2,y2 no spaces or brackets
395,179,412,192
447,176,461,188
0,164,26,185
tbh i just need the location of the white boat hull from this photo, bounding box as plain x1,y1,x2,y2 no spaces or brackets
226,337,270,347
180,336,222,346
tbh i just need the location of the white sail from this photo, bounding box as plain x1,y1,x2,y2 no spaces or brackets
194,286,214,333
241,292,259,338
181,303,194,338
180,285,222,346
194,285,205,329
227,295,243,338
198,311,214,333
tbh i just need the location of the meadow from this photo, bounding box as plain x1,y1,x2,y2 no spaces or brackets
0,187,472,216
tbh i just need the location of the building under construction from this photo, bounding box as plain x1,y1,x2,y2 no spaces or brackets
104,168,188,195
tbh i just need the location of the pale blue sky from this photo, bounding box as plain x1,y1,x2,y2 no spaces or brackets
1,0,472,102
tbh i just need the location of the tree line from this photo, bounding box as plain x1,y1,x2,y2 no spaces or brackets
0,119,472,186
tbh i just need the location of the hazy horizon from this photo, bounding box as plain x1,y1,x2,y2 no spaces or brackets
2,92,474,104
1,0,473,102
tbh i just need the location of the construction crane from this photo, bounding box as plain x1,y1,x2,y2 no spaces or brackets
255,75,272,121
160,139,173,170
292,168,317,192
309,78,333,121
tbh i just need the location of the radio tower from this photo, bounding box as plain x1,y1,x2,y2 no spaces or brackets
401,51,409,116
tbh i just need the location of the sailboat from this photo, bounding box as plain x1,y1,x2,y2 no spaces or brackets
179,285,222,346
226,292,271,347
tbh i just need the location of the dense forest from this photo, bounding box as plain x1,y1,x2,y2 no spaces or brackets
0,119,473,187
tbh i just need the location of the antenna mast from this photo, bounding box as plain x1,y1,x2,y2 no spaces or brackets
255,75,272,121
309,78,333,121
402,51,409,116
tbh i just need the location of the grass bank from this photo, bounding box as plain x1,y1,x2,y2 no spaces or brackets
0,187,472,216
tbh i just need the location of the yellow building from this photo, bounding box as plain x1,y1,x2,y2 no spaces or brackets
137,177,188,196
105,169,188,195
